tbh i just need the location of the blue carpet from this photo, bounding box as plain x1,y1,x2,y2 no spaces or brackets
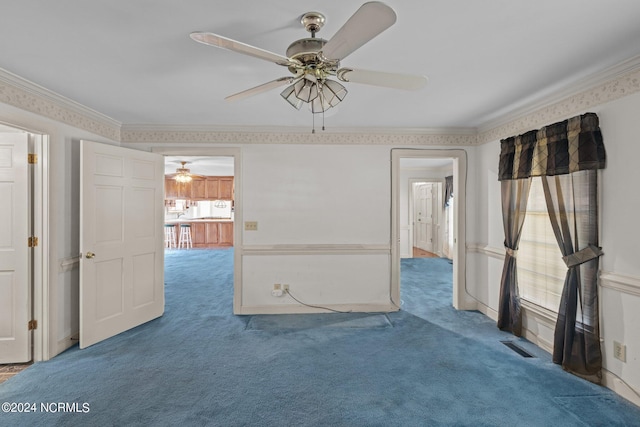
1,250,639,426
247,313,393,330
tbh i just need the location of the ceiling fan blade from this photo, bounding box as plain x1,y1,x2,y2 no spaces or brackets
190,32,298,67
225,77,296,102
320,2,396,62
337,68,428,90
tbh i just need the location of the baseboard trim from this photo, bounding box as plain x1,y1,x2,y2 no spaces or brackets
520,329,554,354
56,332,78,355
475,301,498,321
235,303,398,315
602,369,640,407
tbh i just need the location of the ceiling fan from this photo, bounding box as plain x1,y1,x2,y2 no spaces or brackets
190,1,427,130
166,161,204,183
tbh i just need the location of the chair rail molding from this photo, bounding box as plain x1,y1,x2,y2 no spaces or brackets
599,271,640,297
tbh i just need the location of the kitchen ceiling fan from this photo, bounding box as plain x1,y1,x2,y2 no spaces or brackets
190,1,427,130
166,161,205,183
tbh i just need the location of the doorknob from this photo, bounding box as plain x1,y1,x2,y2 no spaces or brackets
85,252,96,259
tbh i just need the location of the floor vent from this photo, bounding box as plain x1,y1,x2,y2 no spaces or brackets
501,341,534,358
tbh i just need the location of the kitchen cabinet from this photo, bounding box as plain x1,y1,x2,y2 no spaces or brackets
205,177,234,200
218,222,234,246
165,177,190,199
190,223,206,246
171,221,233,248
190,178,206,200
218,177,234,200
165,176,234,201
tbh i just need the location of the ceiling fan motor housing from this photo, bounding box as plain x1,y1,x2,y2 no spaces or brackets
286,38,327,63
285,11,338,76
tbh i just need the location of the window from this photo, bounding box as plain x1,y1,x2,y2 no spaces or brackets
517,178,566,312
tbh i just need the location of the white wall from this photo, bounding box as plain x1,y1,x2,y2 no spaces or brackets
472,90,640,403
242,144,391,246
240,144,393,313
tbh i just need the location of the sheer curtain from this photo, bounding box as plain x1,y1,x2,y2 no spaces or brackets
543,170,603,382
498,112,605,383
444,175,453,207
497,178,531,336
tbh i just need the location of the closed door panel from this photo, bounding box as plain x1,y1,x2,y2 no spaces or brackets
0,133,29,363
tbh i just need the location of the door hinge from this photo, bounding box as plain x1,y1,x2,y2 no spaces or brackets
28,320,38,330
28,153,38,164
28,236,39,247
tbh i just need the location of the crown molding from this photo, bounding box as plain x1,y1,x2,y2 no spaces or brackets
477,54,640,144
0,67,121,141
3,53,640,147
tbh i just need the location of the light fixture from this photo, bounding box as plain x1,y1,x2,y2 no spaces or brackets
280,73,347,132
280,75,347,114
174,161,193,183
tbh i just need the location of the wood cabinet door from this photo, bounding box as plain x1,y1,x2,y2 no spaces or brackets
205,222,220,244
176,181,191,199
219,222,234,246
191,178,206,200
165,177,178,199
190,223,206,245
205,177,219,200
219,177,234,200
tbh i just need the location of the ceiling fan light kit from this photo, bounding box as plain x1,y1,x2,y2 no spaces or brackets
174,161,193,183
190,1,427,131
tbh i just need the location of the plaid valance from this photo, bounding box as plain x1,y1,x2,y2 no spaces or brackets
498,113,605,181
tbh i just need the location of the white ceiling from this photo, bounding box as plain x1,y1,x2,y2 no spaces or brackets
164,156,234,176
2,1,640,131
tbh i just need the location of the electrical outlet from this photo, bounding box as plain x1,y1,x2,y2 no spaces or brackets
613,341,626,362
245,221,258,231
271,283,283,297
283,284,289,293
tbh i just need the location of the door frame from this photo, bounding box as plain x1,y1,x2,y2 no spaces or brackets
31,133,49,361
150,147,242,313
391,149,474,310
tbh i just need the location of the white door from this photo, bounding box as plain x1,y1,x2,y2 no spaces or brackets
80,141,165,349
415,183,435,253
0,133,30,363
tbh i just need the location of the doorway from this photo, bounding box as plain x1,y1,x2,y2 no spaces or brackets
151,147,242,312
391,149,472,311
410,180,443,258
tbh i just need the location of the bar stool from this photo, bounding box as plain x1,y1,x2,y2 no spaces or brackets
164,224,176,248
178,224,193,249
